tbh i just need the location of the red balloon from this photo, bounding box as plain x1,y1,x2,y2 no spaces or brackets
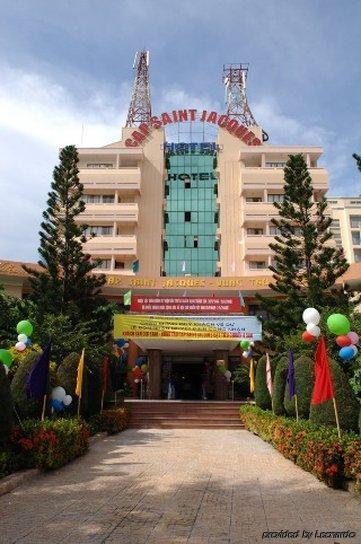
335,335,352,347
302,331,314,343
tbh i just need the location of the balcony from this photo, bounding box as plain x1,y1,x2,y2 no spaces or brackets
242,202,278,224
245,235,274,255
240,167,328,193
84,235,137,257
78,167,141,192
78,203,139,224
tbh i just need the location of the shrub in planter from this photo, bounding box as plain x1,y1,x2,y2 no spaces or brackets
10,418,90,471
310,359,359,432
0,450,19,479
90,407,130,435
0,363,13,447
10,351,48,419
255,355,273,410
272,355,288,415
284,355,314,419
343,437,361,492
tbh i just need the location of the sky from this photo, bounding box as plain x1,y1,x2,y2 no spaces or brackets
0,0,361,262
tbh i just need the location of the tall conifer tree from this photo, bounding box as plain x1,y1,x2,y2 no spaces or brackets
257,154,349,347
24,145,106,318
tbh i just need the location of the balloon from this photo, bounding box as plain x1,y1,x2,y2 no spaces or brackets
302,331,314,343
302,308,320,325
25,339,32,347
3,364,9,375
51,386,66,401
240,340,250,349
114,338,126,348
51,399,64,412
242,351,249,358
134,378,140,383
327,314,350,335
335,335,351,347
306,323,321,337
63,395,72,406
339,346,355,360
250,341,255,347
17,333,28,343
0,349,13,367
15,342,26,352
350,345,358,357
347,331,359,345
133,367,142,378
124,342,129,349
216,360,225,366
224,370,231,379
16,320,33,337
135,357,143,367
141,364,148,373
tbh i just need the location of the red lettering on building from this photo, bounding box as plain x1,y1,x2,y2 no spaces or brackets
207,111,218,124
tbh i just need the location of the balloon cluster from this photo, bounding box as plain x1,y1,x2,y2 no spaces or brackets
0,319,34,374
240,339,254,358
301,308,321,342
51,386,73,412
132,356,148,383
326,313,358,361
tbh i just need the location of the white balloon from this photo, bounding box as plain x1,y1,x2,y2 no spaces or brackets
17,334,28,343
15,341,26,352
224,370,231,379
302,307,320,325
51,386,66,401
63,394,72,406
242,351,249,358
124,342,129,349
3,364,9,375
306,323,321,337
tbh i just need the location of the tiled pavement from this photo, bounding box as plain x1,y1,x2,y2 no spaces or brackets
0,429,360,544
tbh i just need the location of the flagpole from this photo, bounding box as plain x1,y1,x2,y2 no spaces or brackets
332,397,341,439
41,394,47,421
77,393,82,417
100,390,105,413
294,394,299,422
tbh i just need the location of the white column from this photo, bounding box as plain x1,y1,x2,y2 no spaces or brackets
114,190,119,203
113,221,117,236
261,153,266,168
111,256,115,270
306,153,310,167
116,154,120,168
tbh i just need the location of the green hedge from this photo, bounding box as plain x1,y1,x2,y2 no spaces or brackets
0,364,13,447
273,356,288,415
89,407,130,435
310,359,359,432
9,417,90,471
255,355,273,409
284,355,313,419
240,405,361,490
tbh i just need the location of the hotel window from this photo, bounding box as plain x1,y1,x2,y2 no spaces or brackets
102,195,115,203
265,161,286,168
95,259,111,270
350,216,361,228
269,225,281,235
267,193,284,203
247,228,264,235
114,261,125,270
246,196,262,203
352,231,361,245
85,226,113,236
184,177,191,189
249,261,267,270
354,249,361,262
86,163,113,169
184,211,191,222
83,194,115,204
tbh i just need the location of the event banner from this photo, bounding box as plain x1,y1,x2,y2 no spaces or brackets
114,314,262,341
130,295,245,314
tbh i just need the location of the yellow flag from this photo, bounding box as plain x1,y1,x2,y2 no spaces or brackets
75,349,85,397
249,358,255,393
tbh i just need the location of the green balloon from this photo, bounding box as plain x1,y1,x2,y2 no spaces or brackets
240,340,250,349
0,349,13,367
16,320,33,337
326,314,350,335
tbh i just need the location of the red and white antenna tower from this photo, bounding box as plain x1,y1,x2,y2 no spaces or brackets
126,50,152,127
223,63,258,127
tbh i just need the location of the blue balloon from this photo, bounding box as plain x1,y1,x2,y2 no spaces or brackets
339,346,355,360
51,399,64,412
135,357,143,367
115,338,126,348
25,339,32,347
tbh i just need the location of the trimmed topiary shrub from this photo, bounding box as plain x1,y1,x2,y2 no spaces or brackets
254,355,275,410
310,359,359,432
89,407,130,435
0,364,13,447
10,351,46,419
272,355,288,415
284,355,314,419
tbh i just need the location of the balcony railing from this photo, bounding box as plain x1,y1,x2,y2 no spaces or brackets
83,235,137,257
78,203,139,224
240,167,328,193
79,167,141,191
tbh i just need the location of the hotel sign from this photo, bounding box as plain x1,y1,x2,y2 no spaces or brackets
124,108,262,148
130,295,245,314
114,314,262,342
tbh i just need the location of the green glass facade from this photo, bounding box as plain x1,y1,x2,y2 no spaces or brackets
164,145,219,276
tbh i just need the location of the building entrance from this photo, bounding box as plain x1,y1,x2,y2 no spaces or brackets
161,357,211,400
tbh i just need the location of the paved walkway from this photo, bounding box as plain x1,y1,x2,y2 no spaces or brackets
0,429,360,544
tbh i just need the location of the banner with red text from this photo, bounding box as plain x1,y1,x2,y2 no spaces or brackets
130,295,245,314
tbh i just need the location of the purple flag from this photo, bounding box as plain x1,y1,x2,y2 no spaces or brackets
26,342,51,399
287,349,296,399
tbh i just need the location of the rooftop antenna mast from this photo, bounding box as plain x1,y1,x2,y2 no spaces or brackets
223,63,257,126
126,50,152,127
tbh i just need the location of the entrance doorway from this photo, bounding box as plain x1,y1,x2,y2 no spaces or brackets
161,357,211,400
